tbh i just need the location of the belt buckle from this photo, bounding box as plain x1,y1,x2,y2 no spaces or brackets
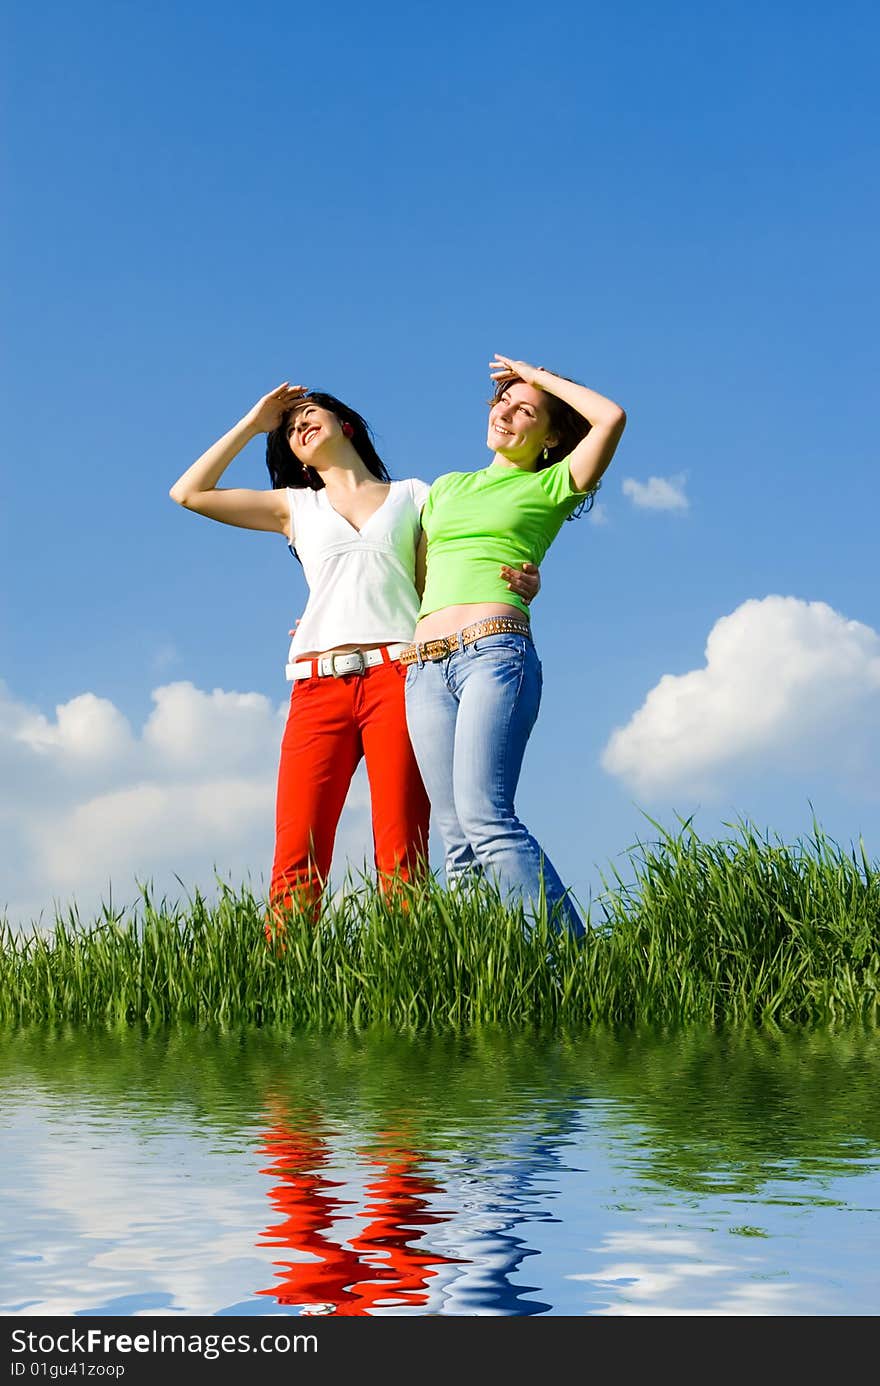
425,637,451,662
332,649,366,677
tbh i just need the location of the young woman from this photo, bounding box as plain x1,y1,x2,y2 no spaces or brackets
169,382,540,923
402,354,626,937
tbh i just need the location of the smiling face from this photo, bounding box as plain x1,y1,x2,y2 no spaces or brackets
487,381,558,465
285,402,344,464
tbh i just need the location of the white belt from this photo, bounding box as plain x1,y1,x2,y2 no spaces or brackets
286,643,408,680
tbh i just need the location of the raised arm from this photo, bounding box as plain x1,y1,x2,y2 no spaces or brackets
491,355,626,494
169,382,306,534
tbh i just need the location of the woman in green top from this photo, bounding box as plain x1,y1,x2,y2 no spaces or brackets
402,354,626,936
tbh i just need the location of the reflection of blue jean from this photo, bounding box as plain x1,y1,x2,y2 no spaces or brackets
404,633,584,937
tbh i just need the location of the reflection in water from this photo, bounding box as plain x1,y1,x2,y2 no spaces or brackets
253,1097,581,1314
255,1113,461,1314
2,1026,880,1315
571,1226,802,1316
429,1123,584,1316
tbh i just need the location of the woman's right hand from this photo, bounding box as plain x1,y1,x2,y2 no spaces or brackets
244,382,308,435
169,382,305,533
501,561,541,604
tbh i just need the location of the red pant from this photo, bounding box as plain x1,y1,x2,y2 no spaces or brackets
270,654,430,919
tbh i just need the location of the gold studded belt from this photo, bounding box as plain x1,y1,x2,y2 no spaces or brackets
399,616,532,666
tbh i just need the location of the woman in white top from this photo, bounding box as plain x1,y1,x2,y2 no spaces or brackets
170,382,539,926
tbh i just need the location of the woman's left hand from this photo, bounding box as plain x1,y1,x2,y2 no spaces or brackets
490,354,543,388
500,561,541,604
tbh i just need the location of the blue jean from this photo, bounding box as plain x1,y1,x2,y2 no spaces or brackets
404,632,584,937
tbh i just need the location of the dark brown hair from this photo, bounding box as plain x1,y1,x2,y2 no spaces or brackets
265,391,390,490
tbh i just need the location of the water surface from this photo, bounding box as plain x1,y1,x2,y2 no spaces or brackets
1,1026,878,1315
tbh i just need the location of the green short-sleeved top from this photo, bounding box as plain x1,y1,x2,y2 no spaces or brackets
418,457,592,618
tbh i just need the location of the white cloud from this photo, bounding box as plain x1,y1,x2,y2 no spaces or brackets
0,678,373,930
601,596,880,797
42,779,271,887
622,473,689,511
588,501,609,526
143,681,284,773
151,642,181,673
14,691,134,762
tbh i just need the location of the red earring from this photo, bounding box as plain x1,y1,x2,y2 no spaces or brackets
342,421,354,437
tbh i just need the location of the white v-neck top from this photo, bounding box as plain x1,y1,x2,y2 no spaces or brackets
285,478,430,666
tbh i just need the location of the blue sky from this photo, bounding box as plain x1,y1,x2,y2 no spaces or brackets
3,0,878,926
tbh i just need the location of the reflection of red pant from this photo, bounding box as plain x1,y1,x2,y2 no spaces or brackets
269,655,430,918
257,1123,461,1315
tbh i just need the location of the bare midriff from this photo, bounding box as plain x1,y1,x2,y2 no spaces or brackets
413,602,529,644
295,640,399,660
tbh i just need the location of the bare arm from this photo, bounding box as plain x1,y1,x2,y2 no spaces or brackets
169,382,306,535
491,355,626,494
414,528,428,600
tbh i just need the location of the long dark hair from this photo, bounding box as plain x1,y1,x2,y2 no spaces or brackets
489,374,597,518
265,391,390,490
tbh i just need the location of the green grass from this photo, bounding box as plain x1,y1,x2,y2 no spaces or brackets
1,820,878,1029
